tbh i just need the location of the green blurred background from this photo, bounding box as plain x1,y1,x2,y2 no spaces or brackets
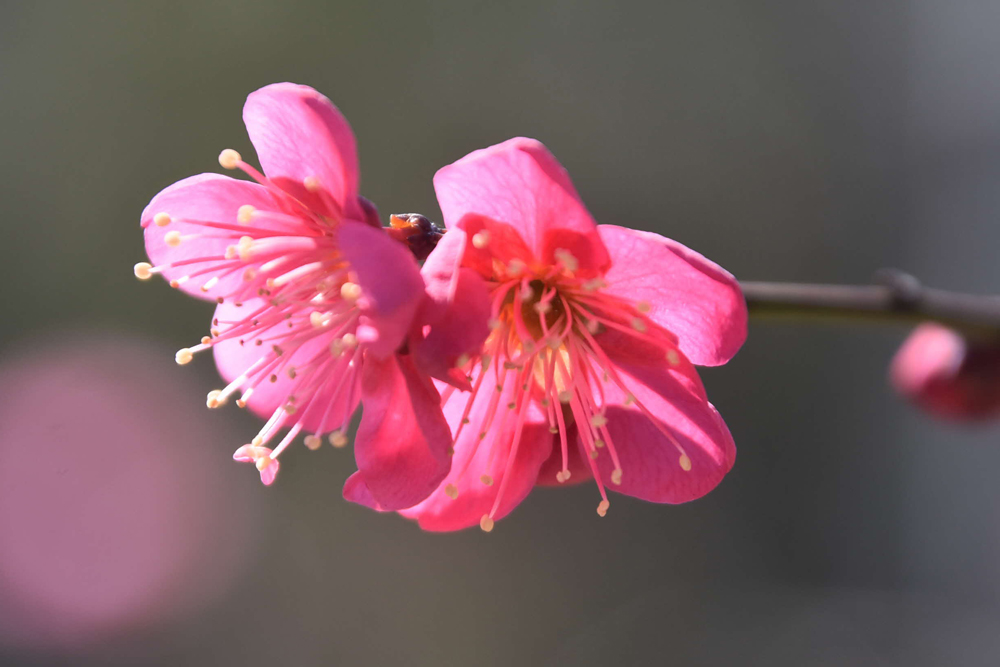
2,1,1000,665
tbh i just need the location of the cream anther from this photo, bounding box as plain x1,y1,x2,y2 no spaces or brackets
582,278,607,292
243,267,257,282
164,231,182,247
255,456,274,472
455,353,470,368
133,262,153,280
666,350,681,366
341,333,358,349
534,301,551,314
597,500,610,517
251,435,264,446
480,474,494,486
201,336,212,345
309,311,326,328
586,320,601,334
594,438,605,448
631,317,647,333
238,235,254,261
556,470,572,483
679,454,692,471
329,431,348,448
589,450,599,460
636,301,652,313
554,248,578,272
304,435,322,450
471,230,491,249
590,413,608,428
303,176,321,192
206,389,226,409
237,205,256,224
218,149,242,169
479,515,494,532
611,469,623,485
507,258,526,276
445,484,458,499
153,212,171,227
340,282,362,301
558,390,573,404
175,348,194,365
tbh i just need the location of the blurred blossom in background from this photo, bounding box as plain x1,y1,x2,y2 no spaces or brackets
3,1,1000,665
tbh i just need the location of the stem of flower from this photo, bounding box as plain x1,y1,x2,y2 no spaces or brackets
743,270,1000,339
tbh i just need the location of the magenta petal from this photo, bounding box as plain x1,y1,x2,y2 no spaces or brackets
595,346,736,504
351,354,452,511
342,471,383,511
338,222,425,358
142,174,283,301
212,299,360,430
599,225,747,366
400,381,552,531
243,83,362,220
434,137,610,275
411,267,491,388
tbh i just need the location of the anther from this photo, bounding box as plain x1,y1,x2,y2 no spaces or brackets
164,231,182,247
554,248,579,272
133,262,153,280
556,470,571,483
329,431,348,448
590,414,608,428
304,435,322,451
666,349,681,366
455,353,470,368
237,205,256,224
153,212,171,227
445,484,458,500
479,515,494,532
507,258,526,276
471,230,490,249
218,149,242,169
594,438,605,448
631,317,647,333
255,456,273,472
206,389,226,409
480,474,493,486
589,450,599,460
304,176,321,192
558,390,573,404
636,301,652,313
611,469,623,485
597,500,610,517
679,454,692,471
534,301,551,314
175,348,194,365
340,282,362,301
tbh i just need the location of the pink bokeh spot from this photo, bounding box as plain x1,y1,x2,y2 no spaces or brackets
0,337,259,652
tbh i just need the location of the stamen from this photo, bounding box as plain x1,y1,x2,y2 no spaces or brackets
164,231,182,247
679,454,692,471
480,474,493,486
445,484,458,499
471,230,490,248
596,500,610,517
340,282,362,301
666,350,680,366
237,205,256,224
304,435,322,450
133,262,153,280
218,149,242,170
175,348,194,365
329,430,348,448
479,515,494,532
611,468,623,485
153,212,171,227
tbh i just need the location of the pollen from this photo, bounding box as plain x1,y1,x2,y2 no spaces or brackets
329,431,348,448
480,474,494,486
304,435,322,450
340,281,362,301
558,390,573,404
445,484,458,499
611,468,623,485
554,248,578,272
133,262,153,280
556,470,572,483
164,231,182,247
237,205,256,224
630,317,647,333
153,212,172,227
597,500,610,517
679,454,692,471
218,149,242,169
666,349,681,366
471,230,490,249
590,413,608,428
479,515,494,532
206,389,226,409
255,456,273,472
175,348,194,365
303,176,321,192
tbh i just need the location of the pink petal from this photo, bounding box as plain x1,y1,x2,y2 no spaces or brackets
211,299,360,431
243,83,362,221
890,323,1000,420
350,354,452,511
411,267,491,389
594,344,736,504
453,214,535,279
258,459,279,486
598,224,747,366
342,471,383,511
142,174,284,301
338,222,426,358
434,137,610,275
400,381,552,531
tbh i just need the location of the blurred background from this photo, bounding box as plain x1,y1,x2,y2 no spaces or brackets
2,1,1000,664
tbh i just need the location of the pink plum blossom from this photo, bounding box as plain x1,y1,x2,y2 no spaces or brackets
136,83,450,503
346,137,747,531
891,322,1000,420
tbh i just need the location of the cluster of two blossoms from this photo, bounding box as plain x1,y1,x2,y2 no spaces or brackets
136,83,747,532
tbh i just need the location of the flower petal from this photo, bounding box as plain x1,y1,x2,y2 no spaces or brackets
142,174,285,301
411,266,491,389
243,83,362,220
342,471,383,510
594,344,736,503
338,222,426,358
212,298,360,432
400,380,552,531
598,225,747,366
350,354,452,511
434,137,610,275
